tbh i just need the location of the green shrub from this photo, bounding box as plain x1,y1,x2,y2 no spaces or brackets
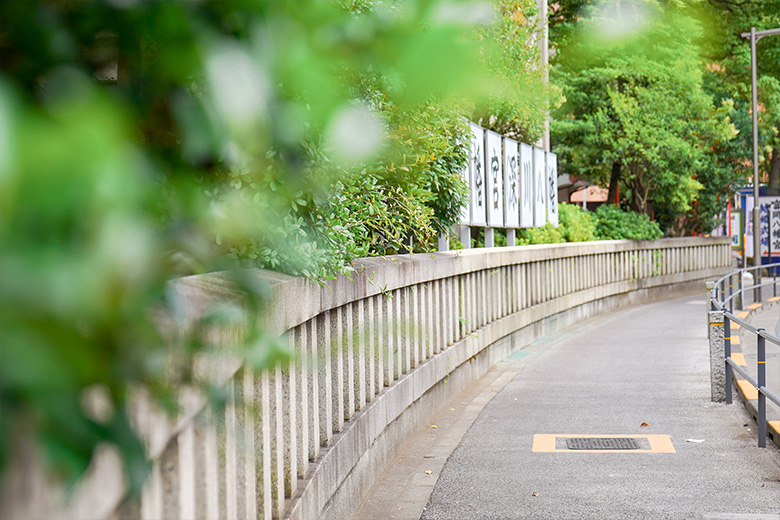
557,202,598,242
518,222,565,245
594,204,663,240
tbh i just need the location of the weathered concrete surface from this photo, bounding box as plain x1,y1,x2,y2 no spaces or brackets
419,295,780,520
709,310,726,402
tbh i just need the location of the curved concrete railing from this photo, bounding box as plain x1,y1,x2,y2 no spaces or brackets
3,237,730,520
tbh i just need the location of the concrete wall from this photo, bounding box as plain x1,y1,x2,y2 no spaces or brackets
1,238,731,520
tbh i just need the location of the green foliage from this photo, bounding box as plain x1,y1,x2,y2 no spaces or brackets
0,0,506,492
593,204,663,240
699,0,780,188
517,203,662,244
518,223,566,245
552,0,737,233
557,202,598,242
472,0,553,143
0,81,159,491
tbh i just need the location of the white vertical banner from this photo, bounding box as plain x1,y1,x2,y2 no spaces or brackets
459,140,471,225
469,123,487,226
485,130,504,227
532,147,547,227
503,137,520,228
519,143,534,228
546,151,559,227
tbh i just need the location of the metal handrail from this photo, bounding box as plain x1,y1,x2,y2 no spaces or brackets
709,262,780,448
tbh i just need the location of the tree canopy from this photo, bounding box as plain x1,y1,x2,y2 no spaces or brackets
552,0,738,234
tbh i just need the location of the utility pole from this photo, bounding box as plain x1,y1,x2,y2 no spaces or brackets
538,0,549,153
741,26,780,273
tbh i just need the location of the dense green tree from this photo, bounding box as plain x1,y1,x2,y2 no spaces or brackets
472,0,552,143
700,0,780,188
552,0,737,234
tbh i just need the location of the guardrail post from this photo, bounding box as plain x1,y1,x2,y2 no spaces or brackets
706,281,715,339
709,310,726,402
757,330,766,448
724,316,733,405
738,270,743,310
729,273,734,313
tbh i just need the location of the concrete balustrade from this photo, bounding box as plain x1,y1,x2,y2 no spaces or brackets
1,238,731,520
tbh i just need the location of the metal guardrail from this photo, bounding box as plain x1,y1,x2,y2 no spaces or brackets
708,263,780,448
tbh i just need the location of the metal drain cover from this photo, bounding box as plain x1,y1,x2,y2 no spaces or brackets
566,437,641,450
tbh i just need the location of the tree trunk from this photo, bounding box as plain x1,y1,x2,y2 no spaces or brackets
607,162,621,205
628,177,651,216
770,148,780,189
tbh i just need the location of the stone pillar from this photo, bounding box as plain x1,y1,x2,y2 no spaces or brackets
459,225,471,249
438,232,449,252
708,310,726,402
485,227,494,248
705,281,715,339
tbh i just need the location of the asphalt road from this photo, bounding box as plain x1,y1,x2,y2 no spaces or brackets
420,295,780,520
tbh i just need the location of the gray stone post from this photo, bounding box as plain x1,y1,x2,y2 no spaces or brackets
706,281,715,339
506,228,516,247
438,232,449,252
485,227,494,248
709,310,726,402
459,225,471,249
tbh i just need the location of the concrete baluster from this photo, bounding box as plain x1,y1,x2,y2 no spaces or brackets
459,275,467,338
471,272,478,330
433,280,442,354
178,423,196,520
224,380,239,520
321,311,333,442
333,308,345,433
203,411,222,519
403,286,411,374
482,270,489,326
376,295,385,392
296,324,309,477
367,298,376,400
285,336,298,501
356,300,366,409
426,282,433,357
259,369,271,520
345,303,355,419
309,319,321,460
141,460,164,520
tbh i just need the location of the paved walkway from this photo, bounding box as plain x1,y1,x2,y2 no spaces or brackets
357,295,780,519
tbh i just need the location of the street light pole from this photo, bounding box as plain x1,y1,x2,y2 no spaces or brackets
742,26,780,274
750,27,760,271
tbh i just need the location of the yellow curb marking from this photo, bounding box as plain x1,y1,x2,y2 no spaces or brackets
769,421,780,435
731,352,746,366
532,434,675,454
747,303,762,310
730,323,741,330
731,335,741,345
737,311,749,318
768,297,780,302
737,380,759,400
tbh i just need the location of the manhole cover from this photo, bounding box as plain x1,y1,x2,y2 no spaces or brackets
566,437,641,450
